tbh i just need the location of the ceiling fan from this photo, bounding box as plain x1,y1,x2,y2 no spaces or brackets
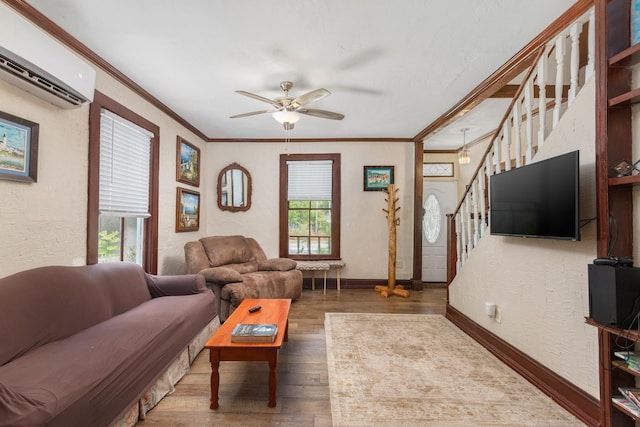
230,81,345,130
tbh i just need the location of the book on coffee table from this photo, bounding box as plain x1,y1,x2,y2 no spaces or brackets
231,323,278,343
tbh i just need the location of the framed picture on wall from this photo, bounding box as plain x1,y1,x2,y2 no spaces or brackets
176,187,200,232
176,136,200,187
0,111,39,183
363,165,394,191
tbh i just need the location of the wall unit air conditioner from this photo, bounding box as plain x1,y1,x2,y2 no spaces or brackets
0,4,96,109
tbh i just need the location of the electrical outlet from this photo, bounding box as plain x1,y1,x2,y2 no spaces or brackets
397,260,404,269
494,306,502,323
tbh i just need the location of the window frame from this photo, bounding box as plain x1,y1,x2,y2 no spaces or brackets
279,153,341,260
88,91,160,273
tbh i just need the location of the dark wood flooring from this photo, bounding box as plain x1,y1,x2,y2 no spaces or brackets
140,287,447,427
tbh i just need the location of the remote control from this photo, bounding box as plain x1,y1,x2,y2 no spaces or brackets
248,305,261,313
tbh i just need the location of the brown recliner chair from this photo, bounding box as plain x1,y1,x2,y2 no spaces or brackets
184,235,302,322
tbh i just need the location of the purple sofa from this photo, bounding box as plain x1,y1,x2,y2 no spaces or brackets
0,262,217,427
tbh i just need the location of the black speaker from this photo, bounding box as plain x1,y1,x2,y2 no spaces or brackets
588,264,640,328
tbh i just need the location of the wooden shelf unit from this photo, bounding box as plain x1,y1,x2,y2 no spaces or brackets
594,0,640,425
596,0,635,260
609,174,640,186
587,319,640,426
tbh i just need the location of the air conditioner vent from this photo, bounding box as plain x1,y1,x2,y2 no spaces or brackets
0,53,85,106
0,3,95,109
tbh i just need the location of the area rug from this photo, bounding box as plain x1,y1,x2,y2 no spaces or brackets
325,313,585,427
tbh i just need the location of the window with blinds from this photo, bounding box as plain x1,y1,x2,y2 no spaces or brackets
99,110,153,217
98,109,154,265
280,153,340,259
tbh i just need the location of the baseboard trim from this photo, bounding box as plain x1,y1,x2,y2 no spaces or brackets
446,304,601,427
342,279,413,290
302,277,433,291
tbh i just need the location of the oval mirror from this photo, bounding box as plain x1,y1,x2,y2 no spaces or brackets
217,162,251,212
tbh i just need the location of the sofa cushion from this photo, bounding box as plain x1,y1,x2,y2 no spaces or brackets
0,291,215,427
225,261,259,274
220,270,303,310
258,258,297,271
246,238,268,262
199,267,243,284
200,235,255,267
0,263,151,367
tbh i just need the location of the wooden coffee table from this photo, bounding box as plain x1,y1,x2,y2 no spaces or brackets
205,298,291,409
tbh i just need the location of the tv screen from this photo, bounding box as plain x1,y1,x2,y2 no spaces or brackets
489,150,580,241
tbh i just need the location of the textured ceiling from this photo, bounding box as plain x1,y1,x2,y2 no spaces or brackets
23,0,576,147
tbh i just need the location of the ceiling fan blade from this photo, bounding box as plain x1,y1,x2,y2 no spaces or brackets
235,90,277,106
292,88,330,107
297,108,345,120
229,109,274,119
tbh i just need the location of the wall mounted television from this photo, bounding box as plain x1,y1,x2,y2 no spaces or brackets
489,150,580,241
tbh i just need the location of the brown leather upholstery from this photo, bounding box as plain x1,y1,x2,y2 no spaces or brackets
184,235,302,322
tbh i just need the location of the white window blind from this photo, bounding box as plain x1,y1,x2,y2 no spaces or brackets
287,160,332,201
99,110,153,217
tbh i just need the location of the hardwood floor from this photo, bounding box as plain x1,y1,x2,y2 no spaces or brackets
141,288,446,427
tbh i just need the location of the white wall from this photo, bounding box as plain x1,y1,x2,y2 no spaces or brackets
449,78,600,397
206,141,416,280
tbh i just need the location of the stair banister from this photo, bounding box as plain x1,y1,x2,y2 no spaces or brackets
439,4,595,285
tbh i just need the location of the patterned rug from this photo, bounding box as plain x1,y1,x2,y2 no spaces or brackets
324,313,585,427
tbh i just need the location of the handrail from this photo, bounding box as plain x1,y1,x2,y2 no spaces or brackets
443,5,595,283
452,47,546,215
414,0,594,143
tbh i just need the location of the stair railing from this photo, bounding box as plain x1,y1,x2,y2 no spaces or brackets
445,7,595,284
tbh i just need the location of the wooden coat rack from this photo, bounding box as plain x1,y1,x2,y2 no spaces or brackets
375,184,409,298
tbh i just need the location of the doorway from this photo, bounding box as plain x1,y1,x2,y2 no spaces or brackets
422,181,457,282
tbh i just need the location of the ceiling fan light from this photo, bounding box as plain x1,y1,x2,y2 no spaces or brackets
272,110,301,124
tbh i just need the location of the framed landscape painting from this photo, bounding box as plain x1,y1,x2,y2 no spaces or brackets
0,111,39,183
176,187,200,232
363,165,394,191
176,136,200,187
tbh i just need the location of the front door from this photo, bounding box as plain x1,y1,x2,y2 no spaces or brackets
422,181,457,283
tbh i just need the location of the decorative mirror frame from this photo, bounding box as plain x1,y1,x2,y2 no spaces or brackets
217,162,252,212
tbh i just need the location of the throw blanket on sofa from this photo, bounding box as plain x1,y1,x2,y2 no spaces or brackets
0,262,216,427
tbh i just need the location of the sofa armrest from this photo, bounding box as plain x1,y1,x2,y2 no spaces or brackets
184,241,211,274
199,267,243,285
258,258,297,271
145,273,207,297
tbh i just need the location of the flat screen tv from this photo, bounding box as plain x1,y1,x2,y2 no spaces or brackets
489,150,580,241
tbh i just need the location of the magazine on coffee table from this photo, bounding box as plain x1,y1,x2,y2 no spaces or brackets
231,323,278,343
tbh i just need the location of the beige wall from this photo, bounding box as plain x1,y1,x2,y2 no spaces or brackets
0,78,90,274
0,18,416,281
423,139,491,202
0,53,208,277
449,78,600,397
206,141,416,280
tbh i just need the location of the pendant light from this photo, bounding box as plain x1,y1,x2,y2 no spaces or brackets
458,127,471,165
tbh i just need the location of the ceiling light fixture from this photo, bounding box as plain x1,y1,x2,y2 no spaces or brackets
459,127,471,165
272,109,301,130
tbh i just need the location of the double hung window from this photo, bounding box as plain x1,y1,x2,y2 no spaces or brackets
88,92,159,272
97,110,153,265
280,153,340,259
